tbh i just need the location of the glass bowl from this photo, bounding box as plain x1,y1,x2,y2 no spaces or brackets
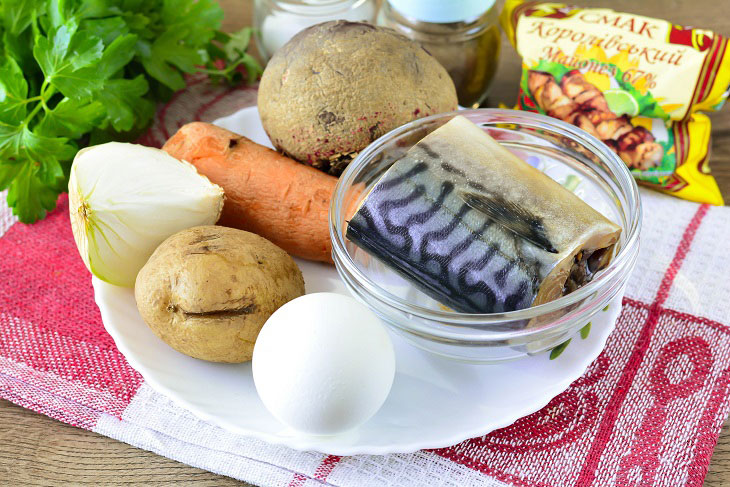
329,109,641,363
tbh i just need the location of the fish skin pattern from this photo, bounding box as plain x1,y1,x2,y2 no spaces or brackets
347,151,547,314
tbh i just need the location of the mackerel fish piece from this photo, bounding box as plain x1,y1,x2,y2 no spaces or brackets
346,115,621,314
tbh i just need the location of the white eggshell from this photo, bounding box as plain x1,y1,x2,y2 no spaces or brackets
252,292,396,435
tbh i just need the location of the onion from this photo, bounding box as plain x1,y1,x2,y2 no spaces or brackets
69,142,224,287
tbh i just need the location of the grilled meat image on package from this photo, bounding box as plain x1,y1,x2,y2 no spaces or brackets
528,69,663,171
501,0,730,205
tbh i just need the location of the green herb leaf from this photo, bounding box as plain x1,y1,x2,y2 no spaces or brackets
580,322,592,339
2,0,42,35
6,159,62,222
74,0,122,20
205,28,263,85
162,0,222,45
80,16,129,46
0,123,75,221
222,27,253,60
0,57,29,124
22,127,74,181
137,0,223,90
140,29,207,90
33,21,105,99
138,42,184,91
97,76,153,132
119,11,151,34
550,339,572,360
0,0,259,222
96,33,138,78
0,160,23,191
0,123,73,179
36,97,105,138
3,28,37,72
46,0,74,30
0,121,24,158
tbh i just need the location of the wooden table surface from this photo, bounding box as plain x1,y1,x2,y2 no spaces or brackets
2,0,729,485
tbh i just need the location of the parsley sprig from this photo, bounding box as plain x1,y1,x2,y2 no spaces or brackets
0,0,261,222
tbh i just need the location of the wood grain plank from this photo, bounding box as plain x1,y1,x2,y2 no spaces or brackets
1,1,729,486
0,399,247,486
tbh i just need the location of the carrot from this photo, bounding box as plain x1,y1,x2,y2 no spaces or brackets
162,122,338,264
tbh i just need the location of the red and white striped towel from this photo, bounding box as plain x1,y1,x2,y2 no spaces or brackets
3,77,730,486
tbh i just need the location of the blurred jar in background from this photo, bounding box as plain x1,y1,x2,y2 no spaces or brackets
378,0,501,107
255,0,377,60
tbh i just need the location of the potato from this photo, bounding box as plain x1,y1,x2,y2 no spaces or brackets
258,20,458,176
134,226,305,363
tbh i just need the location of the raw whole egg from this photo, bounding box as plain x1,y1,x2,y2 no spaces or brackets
252,292,395,435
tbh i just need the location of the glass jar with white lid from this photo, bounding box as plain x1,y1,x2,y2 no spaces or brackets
254,0,377,61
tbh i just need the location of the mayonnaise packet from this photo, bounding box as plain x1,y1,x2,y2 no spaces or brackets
501,1,729,204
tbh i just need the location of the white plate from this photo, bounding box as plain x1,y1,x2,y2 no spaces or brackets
94,106,621,455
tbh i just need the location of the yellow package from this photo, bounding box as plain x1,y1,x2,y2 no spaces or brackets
501,1,730,204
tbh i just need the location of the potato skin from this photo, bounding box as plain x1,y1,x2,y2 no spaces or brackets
134,226,305,363
258,21,458,175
